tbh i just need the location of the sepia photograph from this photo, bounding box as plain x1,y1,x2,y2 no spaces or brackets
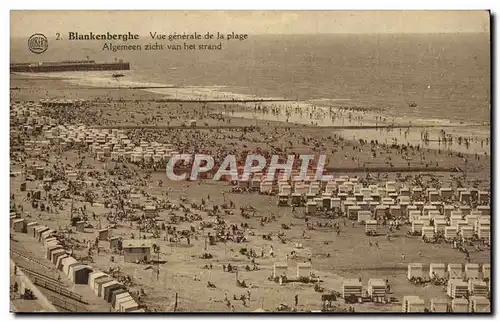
9,10,491,313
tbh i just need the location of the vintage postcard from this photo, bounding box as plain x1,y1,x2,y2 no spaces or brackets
9,10,491,313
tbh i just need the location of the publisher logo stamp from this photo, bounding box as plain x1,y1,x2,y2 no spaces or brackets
28,33,48,54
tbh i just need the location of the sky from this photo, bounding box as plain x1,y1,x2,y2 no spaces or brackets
11,10,490,37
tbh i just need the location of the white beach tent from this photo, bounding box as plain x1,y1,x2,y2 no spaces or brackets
56,254,69,271
114,292,132,311
62,257,78,276
120,299,139,312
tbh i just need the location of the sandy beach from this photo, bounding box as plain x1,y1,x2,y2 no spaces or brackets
9,71,491,313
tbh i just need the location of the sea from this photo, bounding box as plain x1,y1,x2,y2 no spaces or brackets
10,33,491,154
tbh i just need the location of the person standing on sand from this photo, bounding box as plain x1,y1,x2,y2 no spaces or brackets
295,294,299,307
269,245,274,257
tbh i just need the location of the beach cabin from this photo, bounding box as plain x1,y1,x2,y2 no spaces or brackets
309,184,321,196
370,192,381,202
413,201,425,211
431,298,448,312
34,226,50,242
468,280,488,298
475,217,490,232
26,222,38,236
398,199,411,213
357,201,369,211
407,263,424,280
56,254,69,271
321,194,332,209
331,198,341,210
460,226,474,240
61,256,78,276
297,262,312,278
88,271,108,289
69,264,93,284
277,193,290,207
478,191,489,204
260,182,273,195
385,181,396,191
109,236,122,250
342,279,362,300
411,220,424,234
443,205,454,218
94,275,115,297
103,281,125,302
465,263,480,280
476,205,490,217
422,205,437,217
290,193,301,207
439,187,453,200
451,298,469,312
406,205,418,216
412,188,423,200
422,226,435,239
427,210,440,221
120,299,139,312
450,210,463,219
399,187,410,197
13,219,26,233
306,201,317,215
389,205,401,217
365,220,377,234
279,184,292,195
113,292,132,311
469,296,490,313
347,205,361,220
433,219,447,233
360,188,372,199
459,190,471,203
122,240,152,263
337,192,347,201
375,205,388,218
51,249,67,265
429,191,440,202
381,197,395,206
466,214,480,226
482,264,490,281
357,211,372,224
98,229,109,241
45,244,63,261
402,296,425,312
470,189,479,202
444,227,458,240
429,263,446,279
143,205,157,218
459,206,472,216
325,183,337,195
75,221,85,232
409,210,421,223
455,220,468,231
447,280,468,298
115,294,139,312
41,229,55,242
273,262,288,278
448,264,463,280
367,279,386,300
